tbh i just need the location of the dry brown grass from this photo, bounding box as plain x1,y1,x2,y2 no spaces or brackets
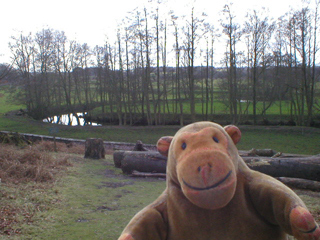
32,140,85,154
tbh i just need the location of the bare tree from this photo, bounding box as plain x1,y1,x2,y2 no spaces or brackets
244,9,274,124
272,16,289,119
9,33,36,114
93,44,107,123
171,14,184,125
221,4,241,124
285,4,319,126
183,7,205,122
203,23,217,120
0,63,13,82
52,31,76,117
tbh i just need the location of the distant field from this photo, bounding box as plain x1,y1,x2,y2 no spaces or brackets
91,98,293,116
0,89,24,114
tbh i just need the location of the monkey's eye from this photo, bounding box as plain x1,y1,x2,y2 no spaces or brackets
213,137,219,143
181,142,187,150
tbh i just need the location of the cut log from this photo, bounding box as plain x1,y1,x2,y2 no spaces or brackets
84,138,105,159
276,177,320,192
121,151,167,174
244,156,320,181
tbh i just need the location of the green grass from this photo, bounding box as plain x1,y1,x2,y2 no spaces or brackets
237,126,320,155
11,155,166,240
0,89,24,114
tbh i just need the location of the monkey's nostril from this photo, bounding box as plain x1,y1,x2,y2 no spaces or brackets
208,163,212,168
197,166,201,172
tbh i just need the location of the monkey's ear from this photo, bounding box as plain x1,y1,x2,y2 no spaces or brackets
157,136,173,156
224,125,241,145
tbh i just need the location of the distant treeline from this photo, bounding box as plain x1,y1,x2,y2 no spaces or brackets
2,1,320,126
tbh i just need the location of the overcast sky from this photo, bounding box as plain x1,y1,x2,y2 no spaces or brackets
0,0,309,64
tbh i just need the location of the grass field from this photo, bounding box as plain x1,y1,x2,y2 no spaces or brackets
91,97,294,120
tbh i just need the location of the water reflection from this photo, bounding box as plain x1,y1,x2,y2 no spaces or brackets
43,112,101,126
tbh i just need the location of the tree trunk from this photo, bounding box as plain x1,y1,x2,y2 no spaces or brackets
120,151,167,174
84,138,105,159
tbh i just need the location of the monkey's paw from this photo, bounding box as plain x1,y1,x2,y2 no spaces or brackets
290,206,320,240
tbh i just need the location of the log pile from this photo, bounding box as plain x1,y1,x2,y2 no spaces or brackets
113,140,167,175
113,145,320,191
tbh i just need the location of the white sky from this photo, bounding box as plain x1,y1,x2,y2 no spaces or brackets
0,0,308,64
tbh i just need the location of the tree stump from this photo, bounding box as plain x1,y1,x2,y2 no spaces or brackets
84,138,105,159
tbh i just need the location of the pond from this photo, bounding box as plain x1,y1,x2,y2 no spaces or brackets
43,112,101,126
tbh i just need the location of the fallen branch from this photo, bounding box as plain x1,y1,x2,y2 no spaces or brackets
131,170,166,178
248,148,278,157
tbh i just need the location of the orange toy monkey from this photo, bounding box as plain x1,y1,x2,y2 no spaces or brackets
119,122,320,240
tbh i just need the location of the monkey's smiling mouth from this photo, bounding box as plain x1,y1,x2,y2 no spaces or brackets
183,171,232,191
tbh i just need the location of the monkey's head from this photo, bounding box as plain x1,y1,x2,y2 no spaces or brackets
157,122,241,210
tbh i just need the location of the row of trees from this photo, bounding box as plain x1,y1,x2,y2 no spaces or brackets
5,1,320,126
